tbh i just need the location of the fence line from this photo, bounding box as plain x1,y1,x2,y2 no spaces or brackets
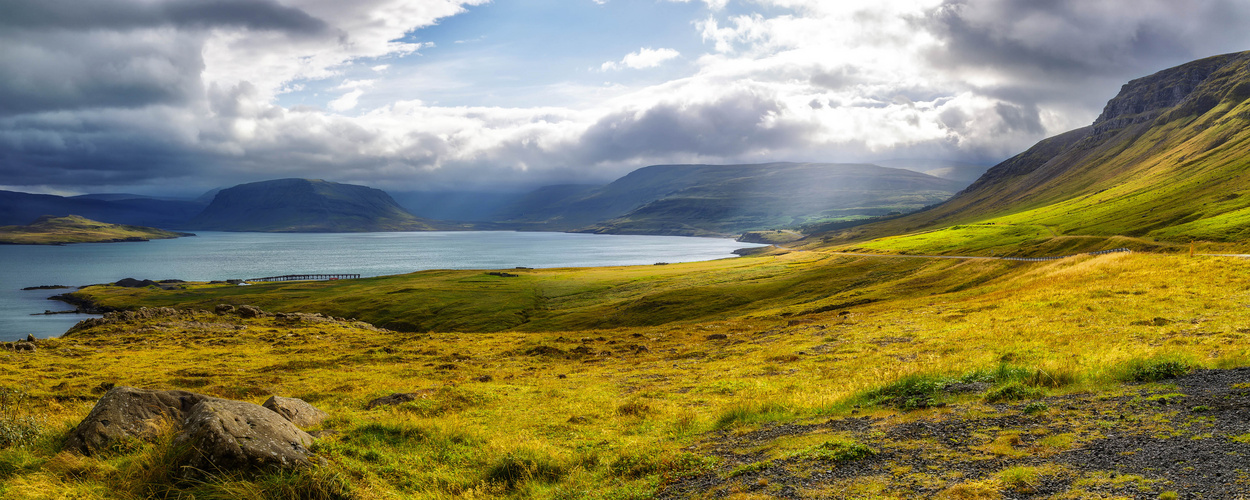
246,274,361,282
996,247,1131,262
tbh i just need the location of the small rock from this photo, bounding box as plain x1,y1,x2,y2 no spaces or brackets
567,415,590,424
11,341,36,352
262,396,328,428
214,304,236,314
236,305,266,318
706,333,728,340
26,333,36,342
525,345,566,357
557,374,568,379
474,375,493,383
366,392,420,410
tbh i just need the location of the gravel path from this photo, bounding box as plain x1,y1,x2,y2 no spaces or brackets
661,368,1250,499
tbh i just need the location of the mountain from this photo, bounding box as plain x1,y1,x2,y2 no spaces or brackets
821,51,1250,253
494,163,962,236
0,190,206,228
186,178,436,232
493,185,606,227
389,191,530,222
872,159,993,186
0,215,192,245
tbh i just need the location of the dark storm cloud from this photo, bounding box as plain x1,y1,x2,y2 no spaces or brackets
577,91,814,162
921,0,1250,85
0,32,206,115
0,0,330,116
0,0,328,34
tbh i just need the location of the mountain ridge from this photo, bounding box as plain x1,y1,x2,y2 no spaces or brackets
186,178,436,233
818,50,1250,254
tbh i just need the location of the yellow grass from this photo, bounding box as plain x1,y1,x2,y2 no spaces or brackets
3,251,1250,497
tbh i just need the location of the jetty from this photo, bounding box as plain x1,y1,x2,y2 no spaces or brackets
246,274,361,282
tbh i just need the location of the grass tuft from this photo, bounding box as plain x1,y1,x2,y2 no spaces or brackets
483,449,568,490
801,440,876,462
0,387,45,449
984,382,1045,403
860,373,950,410
998,465,1041,493
713,401,791,429
1118,356,1196,382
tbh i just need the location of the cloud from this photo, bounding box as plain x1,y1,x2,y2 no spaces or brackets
0,0,330,34
4,0,1250,194
328,90,366,112
601,48,681,71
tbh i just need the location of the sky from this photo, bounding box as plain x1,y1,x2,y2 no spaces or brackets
3,0,1250,196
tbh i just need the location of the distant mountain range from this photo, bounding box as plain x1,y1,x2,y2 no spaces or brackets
1,162,964,236
0,190,207,228
823,50,1250,248
526,162,961,236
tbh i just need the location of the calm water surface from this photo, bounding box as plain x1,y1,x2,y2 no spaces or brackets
0,231,763,340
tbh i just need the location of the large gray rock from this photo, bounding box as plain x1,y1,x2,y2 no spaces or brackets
65,386,214,455
174,398,315,472
262,396,328,428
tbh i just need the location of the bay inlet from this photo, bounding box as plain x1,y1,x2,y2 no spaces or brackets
0,231,765,340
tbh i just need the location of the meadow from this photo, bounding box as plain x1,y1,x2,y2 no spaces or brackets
4,248,1250,498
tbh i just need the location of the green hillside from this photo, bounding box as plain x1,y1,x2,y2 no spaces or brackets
187,178,436,232
817,51,1250,255
0,215,191,245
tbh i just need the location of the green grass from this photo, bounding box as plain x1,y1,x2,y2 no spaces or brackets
0,215,188,245
66,251,1027,333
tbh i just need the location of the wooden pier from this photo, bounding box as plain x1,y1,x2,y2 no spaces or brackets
247,274,360,282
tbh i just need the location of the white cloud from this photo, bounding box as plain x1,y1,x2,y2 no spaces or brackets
601,47,681,71
371,64,390,72
335,79,377,90
328,90,365,112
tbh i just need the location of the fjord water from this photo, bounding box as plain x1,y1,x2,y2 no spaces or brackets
1,231,763,341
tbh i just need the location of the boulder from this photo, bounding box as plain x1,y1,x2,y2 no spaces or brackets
214,304,236,314
174,398,315,472
65,386,214,455
262,396,328,428
10,341,36,352
236,305,266,318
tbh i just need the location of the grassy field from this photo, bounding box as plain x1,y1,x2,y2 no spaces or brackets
0,215,189,245
66,250,1040,334
6,250,1250,498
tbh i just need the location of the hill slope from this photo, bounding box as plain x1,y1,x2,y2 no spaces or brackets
820,51,1250,254
496,163,962,236
186,179,436,232
0,190,206,228
0,215,191,244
